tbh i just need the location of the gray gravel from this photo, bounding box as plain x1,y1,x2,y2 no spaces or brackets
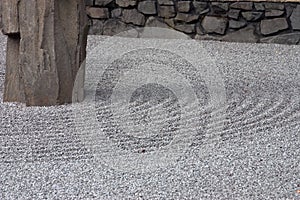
0,33,300,200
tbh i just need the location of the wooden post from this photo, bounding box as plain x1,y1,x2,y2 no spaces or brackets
0,0,88,106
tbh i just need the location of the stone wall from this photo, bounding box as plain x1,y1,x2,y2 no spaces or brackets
85,0,300,44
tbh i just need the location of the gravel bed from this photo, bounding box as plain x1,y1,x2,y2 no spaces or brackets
0,34,299,199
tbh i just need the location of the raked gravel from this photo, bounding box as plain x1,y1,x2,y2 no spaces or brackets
0,34,299,200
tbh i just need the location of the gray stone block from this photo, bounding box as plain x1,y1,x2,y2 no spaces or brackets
111,8,122,18
89,20,104,35
174,24,195,33
264,3,285,10
211,2,229,12
242,11,263,21
145,17,170,28
260,18,288,35
228,9,241,20
260,32,300,45
157,0,174,6
265,10,284,17
290,5,300,30
202,16,228,35
177,1,191,13
175,13,199,23
254,3,265,11
164,18,175,28
193,2,208,15
103,19,136,36
229,20,247,29
94,0,113,6
116,0,137,7
222,25,258,43
158,5,176,18
194,34,221,41
121,9,146,26
138,1,157,15
85,0,94,6
230,2,253,11
285,4,295,18
86,7,109,19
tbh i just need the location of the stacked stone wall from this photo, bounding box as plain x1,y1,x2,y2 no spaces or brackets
85,0,300,44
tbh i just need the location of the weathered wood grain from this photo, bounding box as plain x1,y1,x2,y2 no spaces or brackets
1,0,88,106
1,0,20,35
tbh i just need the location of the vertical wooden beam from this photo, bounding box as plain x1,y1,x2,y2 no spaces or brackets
1,0,88,106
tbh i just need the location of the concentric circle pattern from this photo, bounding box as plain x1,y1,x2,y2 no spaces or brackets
98,82,181,152
73,28,227,173
93,48,210,154
0,32,299,199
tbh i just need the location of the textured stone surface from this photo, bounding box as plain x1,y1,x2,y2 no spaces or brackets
94,0,113,6
254,3,265,11
202,16,228,35
193,2,209,15
196,25,205,35
242,11,263,21
194,34,221,41
177,1,191,13
290,5,300,30
2,0,88,106
285,3,296,17
85,0,93,6
229,20,247,29
158,5,176,18
138,1,157,15
103,19,135,36
164,18,175,28
265,10,284,17
230,2,253,11
111,8,122,18
260,18,288,35
86,7,109,19
228,9,241,20
89,19,104,35
157,0,174,6
260,32,300,45
116,0,137,7
121,9,146,26
222,25,258,43
175,13,199,23
264,3,285,10
174,24,195,33
211,2,229,13
145,17,169,28
83,1,300,45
